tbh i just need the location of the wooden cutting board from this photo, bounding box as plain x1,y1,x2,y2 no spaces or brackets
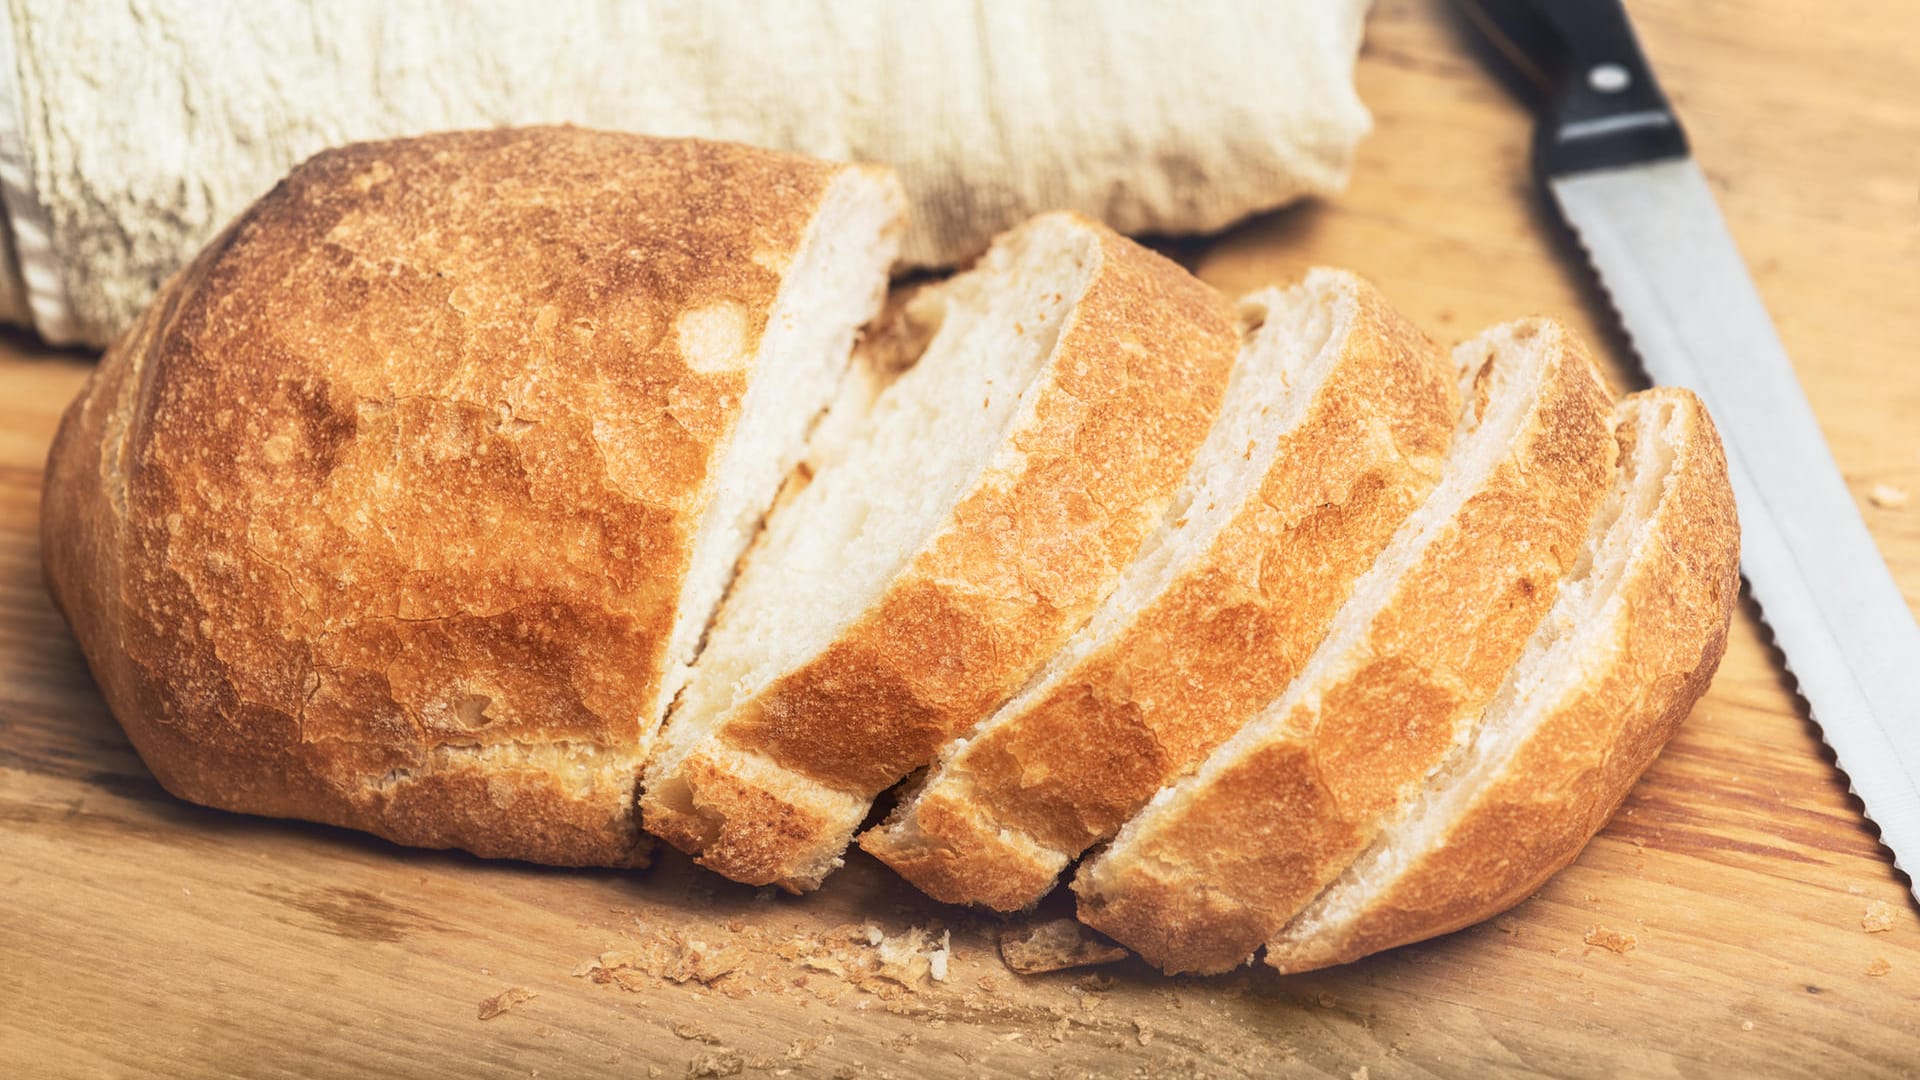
3,2,1917,1076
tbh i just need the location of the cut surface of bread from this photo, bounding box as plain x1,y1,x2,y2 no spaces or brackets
859,270,1459,911
39,127,903,867
653,168,907,748
642,213,1238,891
663,219,1099,737
1073,319,1616,974
1265,388,1739,973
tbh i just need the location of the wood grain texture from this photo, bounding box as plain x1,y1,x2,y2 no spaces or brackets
2,1,1917,1076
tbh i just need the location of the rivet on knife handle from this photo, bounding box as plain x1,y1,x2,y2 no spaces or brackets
1457,0,1688,175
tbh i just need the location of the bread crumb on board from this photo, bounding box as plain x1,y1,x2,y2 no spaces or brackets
999,918,1131,975
477,986,536,1020
1583,927,1638,954
686,1051,744,1078
1867,483,1910,509
1862,900,1896,933
1740,1020,1755,1032
869,924,951,988
574,934,744,989
570,921,953,1004
1866,958,1892,977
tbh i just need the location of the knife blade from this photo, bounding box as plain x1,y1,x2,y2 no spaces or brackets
1459,0,1920,890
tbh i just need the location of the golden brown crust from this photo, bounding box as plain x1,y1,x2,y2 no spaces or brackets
869,781,1061,911
1074,320,1618,974
40,127,875,866
641,749,851,889
645,216,1240,889
859,274,1461,910
1265,388,1740,972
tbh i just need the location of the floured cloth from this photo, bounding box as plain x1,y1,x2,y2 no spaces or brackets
0,0,1371,346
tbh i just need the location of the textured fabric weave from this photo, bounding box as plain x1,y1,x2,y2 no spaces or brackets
0,0,1370,345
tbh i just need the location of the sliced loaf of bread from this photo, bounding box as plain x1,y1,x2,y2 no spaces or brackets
1073,318,1616,973
1264,388,1739,973
859,270,1458,910
641,213,1239,890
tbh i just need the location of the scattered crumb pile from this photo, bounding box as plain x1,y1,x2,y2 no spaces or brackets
1865,957,1892,977
570,920,953,1002
1582,926,1638,955
540,913,1275,1073
799,924,954,989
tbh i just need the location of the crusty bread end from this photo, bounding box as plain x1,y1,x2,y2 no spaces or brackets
41,128,902,866
1265,387,1739,972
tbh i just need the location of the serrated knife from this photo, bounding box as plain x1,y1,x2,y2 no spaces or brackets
1459,0,1920,892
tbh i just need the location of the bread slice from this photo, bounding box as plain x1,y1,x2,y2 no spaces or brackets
40,128,904,867
652,170,908,753
858,270,1459,910
641,213,1239,891
1073,318,1616,974
1265,388,1739,973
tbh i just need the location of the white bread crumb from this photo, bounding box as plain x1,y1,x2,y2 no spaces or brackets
1868,483,1910,509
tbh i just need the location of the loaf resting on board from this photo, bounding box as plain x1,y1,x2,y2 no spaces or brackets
41,127,1740,973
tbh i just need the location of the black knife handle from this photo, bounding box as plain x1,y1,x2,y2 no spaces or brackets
1456,0,1688,176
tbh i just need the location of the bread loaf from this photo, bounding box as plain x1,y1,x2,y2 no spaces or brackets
1074,318,1616,973
859,270,1458,910
1264,388,1739,973
40,127,904,866
640,213,1238,891
41,129,1743,972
